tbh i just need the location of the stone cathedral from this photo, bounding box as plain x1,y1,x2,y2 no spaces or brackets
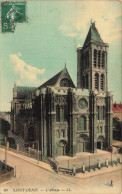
11,22,113,158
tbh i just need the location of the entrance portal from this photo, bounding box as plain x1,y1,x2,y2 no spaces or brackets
57,140,68,156
97,141,101,149
77,134,90,153
83,142,85,152
97,136,105,150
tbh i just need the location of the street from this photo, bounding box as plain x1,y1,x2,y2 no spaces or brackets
0,150,121,194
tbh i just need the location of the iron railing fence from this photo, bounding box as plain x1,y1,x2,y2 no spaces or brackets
0,145,49,164
49,155,121,175
0,145,121,176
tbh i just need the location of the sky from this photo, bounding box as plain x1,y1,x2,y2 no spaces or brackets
0,0,121,111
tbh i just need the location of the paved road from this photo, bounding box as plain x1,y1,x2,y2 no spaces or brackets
0,150,121,194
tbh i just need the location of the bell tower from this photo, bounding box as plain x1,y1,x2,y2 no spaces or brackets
77,22,109,92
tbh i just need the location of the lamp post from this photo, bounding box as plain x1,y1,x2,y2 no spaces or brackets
68,160,69,171
89,155,90,172
5,137,7,172
37,140,39,164
14,166,16,177
111,149,112,166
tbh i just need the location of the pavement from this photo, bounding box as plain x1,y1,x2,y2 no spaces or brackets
0,147,121,194
112,140,122,148
7,130,121,176
0,146,53,172
75,165,121,179
0,146,121,180
55,149,120,170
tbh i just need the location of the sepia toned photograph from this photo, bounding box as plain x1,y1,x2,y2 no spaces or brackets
0,0,121,194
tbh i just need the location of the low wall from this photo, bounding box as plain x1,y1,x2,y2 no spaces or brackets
0,161,14,183
0,145,49,164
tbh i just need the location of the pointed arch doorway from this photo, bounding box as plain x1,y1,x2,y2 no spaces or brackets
77,134,89,153
97,136,105,150
57,140,68,156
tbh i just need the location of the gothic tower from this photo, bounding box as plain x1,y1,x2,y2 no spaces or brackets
77,22,113,153
77,22,108,92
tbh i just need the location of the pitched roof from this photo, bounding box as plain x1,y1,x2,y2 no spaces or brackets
38,70,63,89
38,67,75,89
83,22,103,47
113,104,122,112
17,86,36,99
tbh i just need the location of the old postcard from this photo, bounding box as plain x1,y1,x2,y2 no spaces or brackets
0,0,121,194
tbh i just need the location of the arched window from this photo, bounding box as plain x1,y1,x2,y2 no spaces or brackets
102,52,105,68
101,106,105,120
81,54,84,70
97,106,99,120
98,50,101,68
60,106,64,122
79,116,86,131
61,129,65,138
56,105,60,122
100,126,102,133
85,74,89,89
85,51,89,67
87,51,89,67
95,73,99,90
94,49,97,67
97,126,99,133
101,74,104,90
64,105,68,122
60,78,70,87
97,106,105,121
82,76,85,88
100,107,102,120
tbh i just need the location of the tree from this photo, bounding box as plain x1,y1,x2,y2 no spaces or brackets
113,117,122,141
0,118,10,135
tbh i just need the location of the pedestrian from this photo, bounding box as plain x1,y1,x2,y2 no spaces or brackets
111,180,113,186
56,163,59,173
98,160,101,169
82,163,85,173
72,166,76,176
105,159,108,168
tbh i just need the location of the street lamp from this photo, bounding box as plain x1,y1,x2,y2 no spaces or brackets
89,155,90,172
5,137,7,172
111,148,113,166
68,160,69,171
37,140,39,164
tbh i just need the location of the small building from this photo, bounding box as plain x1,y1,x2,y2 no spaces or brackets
113,103,122,121
113,103,122,141
0,112,10,123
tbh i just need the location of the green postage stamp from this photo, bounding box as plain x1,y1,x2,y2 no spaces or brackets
1,1,26,33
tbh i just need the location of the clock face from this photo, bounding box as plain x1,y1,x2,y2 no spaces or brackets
60,78,70,87
78,99,88,109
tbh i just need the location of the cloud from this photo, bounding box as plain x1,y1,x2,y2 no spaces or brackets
58,1,122,44
0,102,11,112
67,33,76,37
10,53,45,86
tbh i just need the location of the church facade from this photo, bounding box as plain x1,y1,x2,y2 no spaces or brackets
11,23,113,158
